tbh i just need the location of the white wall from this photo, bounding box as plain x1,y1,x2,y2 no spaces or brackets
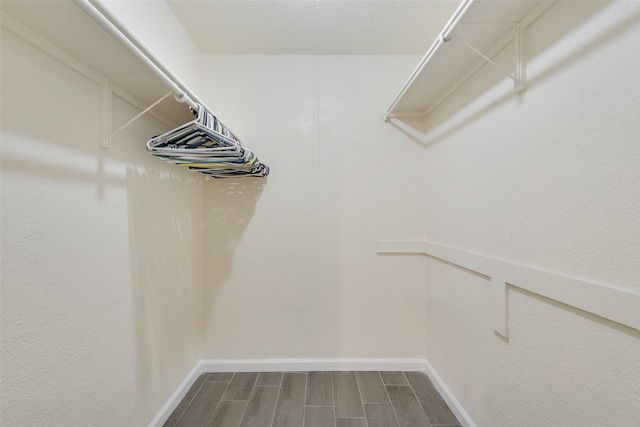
392,1,640,426
199,55,428,359
0,25,203,426
4,1,639,425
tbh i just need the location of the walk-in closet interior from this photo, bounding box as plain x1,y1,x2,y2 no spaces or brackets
1,0,639,426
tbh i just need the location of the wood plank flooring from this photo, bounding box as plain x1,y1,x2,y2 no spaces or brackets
165,371,460,427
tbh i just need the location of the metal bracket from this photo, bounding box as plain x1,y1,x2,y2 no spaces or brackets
453,23,525,93
513,24,525,93
100,80,173,148
101,80,112,148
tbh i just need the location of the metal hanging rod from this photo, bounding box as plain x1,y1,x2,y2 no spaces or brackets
383,0,555,122
383,0,477,122
74,0,198,110
73,0,245,147
441,0,476,42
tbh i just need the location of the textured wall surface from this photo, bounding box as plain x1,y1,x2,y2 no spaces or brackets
404,2,640,426
4,1,639,426
166,0,459,54
0,27,203,426
199,54,428,359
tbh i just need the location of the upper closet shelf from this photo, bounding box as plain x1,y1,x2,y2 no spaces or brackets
1,0,269,178
384,0,555,121
1,0,194,128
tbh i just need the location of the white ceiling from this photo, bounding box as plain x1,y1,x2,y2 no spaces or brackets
166,1,461,54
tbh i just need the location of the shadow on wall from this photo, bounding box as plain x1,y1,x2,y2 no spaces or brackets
390,1,632,146
202,177,267,324
126,166,203,388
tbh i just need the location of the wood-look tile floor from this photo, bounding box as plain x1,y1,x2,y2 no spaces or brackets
164,371,461,427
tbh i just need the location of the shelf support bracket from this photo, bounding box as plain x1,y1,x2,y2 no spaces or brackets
513,24,526,93
101,88,174,148
101,80,112,149
452,23,526,94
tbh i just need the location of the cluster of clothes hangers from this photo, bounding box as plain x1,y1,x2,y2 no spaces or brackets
146,104,269,178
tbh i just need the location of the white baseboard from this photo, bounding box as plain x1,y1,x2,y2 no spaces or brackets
150,358,476,427
200,358,428,373
148,361,204,427
423,359,477,427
